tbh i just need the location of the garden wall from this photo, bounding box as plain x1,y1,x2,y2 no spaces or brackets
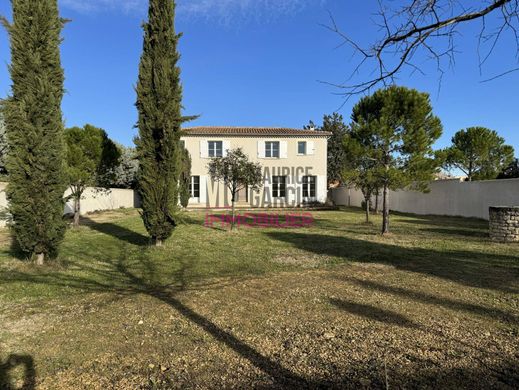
0,183,140,227
332,178,519,220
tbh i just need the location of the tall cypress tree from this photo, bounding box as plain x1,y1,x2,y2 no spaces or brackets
135,0,191,246
1,0,67,264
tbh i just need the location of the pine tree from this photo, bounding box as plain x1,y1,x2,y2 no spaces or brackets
351,86,442,235
1,0,67,264
135,0,193,246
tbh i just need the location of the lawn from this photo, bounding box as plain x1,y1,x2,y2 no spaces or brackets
0,208,518,389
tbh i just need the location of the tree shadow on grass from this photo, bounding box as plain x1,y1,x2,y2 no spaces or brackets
0,354,36,390
336,276,519,323
418,227,489,239
393,213,488,229
265,232,519,294
1,244,312,388
329,298,420,329
82,217,149,246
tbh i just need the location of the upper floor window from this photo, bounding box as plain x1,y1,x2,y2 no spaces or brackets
302,176,316,198
208,141,223,157
298,141,307,155
180,140,186,149
265,141,280,158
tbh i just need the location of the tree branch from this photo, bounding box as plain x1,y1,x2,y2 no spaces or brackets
326,0,519,98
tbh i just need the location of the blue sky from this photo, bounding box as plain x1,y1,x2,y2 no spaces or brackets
0,0,518,153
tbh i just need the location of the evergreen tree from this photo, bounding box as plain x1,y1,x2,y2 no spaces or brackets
64,125,120,227
179,144,191,209
0,110,8,175
1,0,67,264
343,129,383,223
351,86,442,234
135,0,194,246
497,158,519,179
109,145,139,189
442,127,515,181
323,113,348,188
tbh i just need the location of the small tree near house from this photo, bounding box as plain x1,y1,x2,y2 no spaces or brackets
207,148,262,230
64,125,120,227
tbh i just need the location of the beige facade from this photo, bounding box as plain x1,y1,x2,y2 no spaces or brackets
181,127,330,208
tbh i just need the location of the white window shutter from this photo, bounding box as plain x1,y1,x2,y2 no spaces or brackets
200,140,208,158
280,141,288,159
258,141,265,158
317,175,327,203
308,141,315,155
199,176,207,205
223,141,231,157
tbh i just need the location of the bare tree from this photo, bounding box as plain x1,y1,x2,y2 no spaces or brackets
325,0,519,98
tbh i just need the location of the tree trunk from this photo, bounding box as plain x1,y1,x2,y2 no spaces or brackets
155,238,163,247
231,197,236,231
35,253,44,266
382,184,390,235
73,196,81,228
365,198,370,223
375,192,379,214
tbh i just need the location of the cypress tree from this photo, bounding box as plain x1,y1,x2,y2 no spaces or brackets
1,0,67,264
135,0,192,246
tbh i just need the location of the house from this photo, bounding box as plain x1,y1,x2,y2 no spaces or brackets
181,127,331,208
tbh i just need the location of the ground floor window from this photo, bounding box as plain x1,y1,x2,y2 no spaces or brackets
302,176,316,198
190,176,200,198
272,176,286,198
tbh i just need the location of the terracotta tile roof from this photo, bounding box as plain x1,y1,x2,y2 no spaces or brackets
183,126,331,137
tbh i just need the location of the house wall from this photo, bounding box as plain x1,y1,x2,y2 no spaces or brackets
332,178,519,220
182,135,329,208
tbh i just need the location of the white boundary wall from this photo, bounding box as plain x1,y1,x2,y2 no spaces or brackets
63,187,140,215
0,183,140,219
332,178,519,220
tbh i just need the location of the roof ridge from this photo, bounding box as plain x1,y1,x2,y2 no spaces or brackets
181,126,332,136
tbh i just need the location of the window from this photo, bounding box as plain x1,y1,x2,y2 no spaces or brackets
265,141,280,158
302,176,316,198
180,140,185,149
298,141,307,155
272,176,286,198
208,141,223,157
190,176,200,198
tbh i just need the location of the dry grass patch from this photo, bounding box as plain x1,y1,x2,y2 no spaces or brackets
0,208,518,388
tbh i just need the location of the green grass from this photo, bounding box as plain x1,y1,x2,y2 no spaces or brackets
1,208,518,389
1,208,517,303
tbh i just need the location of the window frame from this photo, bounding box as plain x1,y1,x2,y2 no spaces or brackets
265,141,280,158
297,141,307,155
302,176,316,198
190,176,200,198
272,176,286,198
208,141,223,158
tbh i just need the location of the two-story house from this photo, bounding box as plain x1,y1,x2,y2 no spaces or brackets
181,127,331,208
